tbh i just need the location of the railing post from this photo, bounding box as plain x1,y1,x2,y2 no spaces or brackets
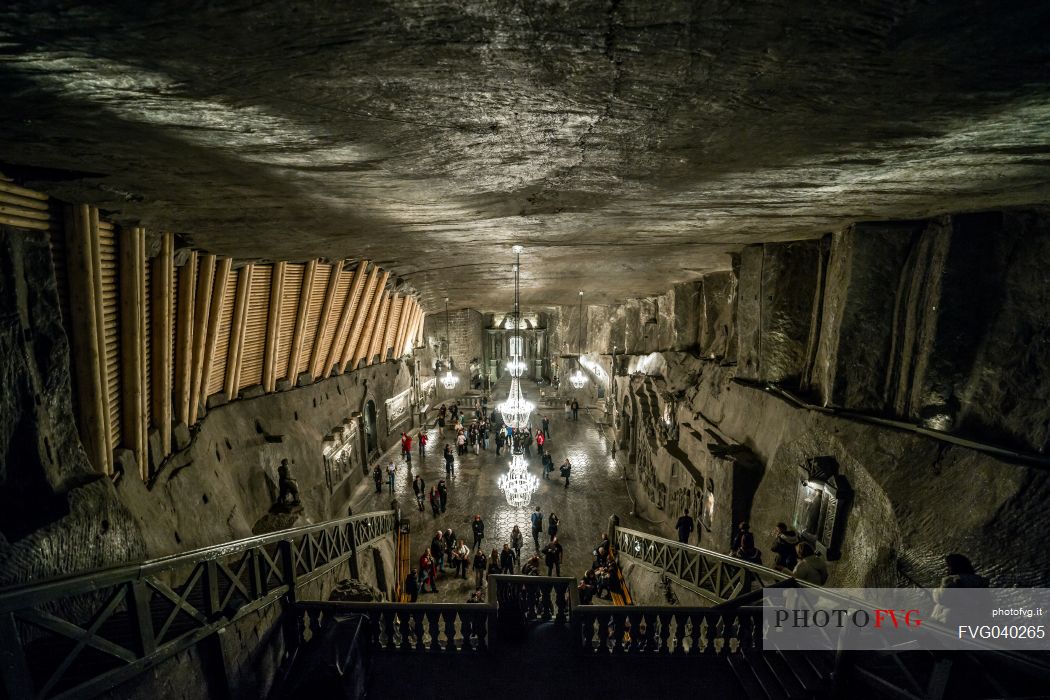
0,611,34,699
128,580,157,657
203,560,221,619
347,520,360,579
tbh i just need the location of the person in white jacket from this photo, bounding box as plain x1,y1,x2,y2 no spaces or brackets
791,542,828,585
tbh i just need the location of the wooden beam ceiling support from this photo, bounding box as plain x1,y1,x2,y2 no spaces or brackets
225,264,252,399
287,260,316,383
323,260,368,379
173,251,198,428
393,299,416,360
119,226,147,479
308,260,343,380
368,293,394,365
188,254,216,424
198,257,232,416
351,273,389,370
150,232,174,459
340,265,381,372
63,204,109,474
262,261,286,392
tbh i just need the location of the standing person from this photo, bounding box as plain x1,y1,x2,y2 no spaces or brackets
542,415,550,437
543,536,563,576
495,430,505,456
387,462,396,494
472,548,487,589
438,404,446,429
522,428,532,457
675,509,695,544
418,431,428,456
543,452,554,480
412,475,426,511
372,465,383,493
443,444,455,476
431,531,446,572
564,401,571,419
453,539,470,578
456,431,466,456
770,522,800,571
547,511,560,541
791,542,827,585
429,487,440,516
471,514,485,551
530,507,543,550
419,549,438,593
511,525,524,564
500,544,515,574
405,567,419,602
560,459,572,488
571,399,579,421
437,479,448,512
536,431,545,457
444,528,457,565
487,549,502,580
401,432,412,459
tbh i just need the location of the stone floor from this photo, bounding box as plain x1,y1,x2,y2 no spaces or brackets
350,378,646,602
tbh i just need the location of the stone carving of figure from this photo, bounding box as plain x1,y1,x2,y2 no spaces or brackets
277,459,301,506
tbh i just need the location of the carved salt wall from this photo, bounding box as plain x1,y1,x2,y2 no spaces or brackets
608,208,1050,587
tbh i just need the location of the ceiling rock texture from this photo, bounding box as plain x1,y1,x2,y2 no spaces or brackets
1,1,1049,309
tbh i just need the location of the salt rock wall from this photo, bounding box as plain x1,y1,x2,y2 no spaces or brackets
0,228,147,586
118,358,414,559
697,270,737,362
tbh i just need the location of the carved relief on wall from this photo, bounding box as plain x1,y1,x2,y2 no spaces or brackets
419,378,436,413
637,442,658,507
323,419,360,493
385,388,412,434
791,456,851,560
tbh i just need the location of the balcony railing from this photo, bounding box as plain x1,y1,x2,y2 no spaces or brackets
0,510,395,700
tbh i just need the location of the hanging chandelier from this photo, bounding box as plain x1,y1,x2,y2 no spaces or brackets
499,246,534,428
500,377,535,428
441,297,459,390
570,289,588,389
498,452,539,508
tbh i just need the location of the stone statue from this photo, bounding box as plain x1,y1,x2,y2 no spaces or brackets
276,459,301,506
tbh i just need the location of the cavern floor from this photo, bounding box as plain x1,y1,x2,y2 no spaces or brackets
351,379,645,604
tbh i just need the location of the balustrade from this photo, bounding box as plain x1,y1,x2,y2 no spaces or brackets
298,601,492,652
576,605,761,656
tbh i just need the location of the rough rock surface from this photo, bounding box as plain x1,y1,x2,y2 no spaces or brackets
0,228,146,586
2,2,1050,309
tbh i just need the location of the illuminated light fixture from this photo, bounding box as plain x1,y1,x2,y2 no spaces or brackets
498,452,539,508
441,297,459,390
570,290,588,389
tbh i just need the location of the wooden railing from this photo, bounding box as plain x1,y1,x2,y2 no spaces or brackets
613,526,810,603
0,510,395,700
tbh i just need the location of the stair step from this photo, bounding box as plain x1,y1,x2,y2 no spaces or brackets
745,653,790,700
775,651,825,694
763,652,809,699
728,654,770,700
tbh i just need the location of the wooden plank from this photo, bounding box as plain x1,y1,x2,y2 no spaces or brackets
0,191,51,211
308,260,343,380
323,260,368,378
393,298,415,360
0,179,48,200
150,233,174,458
368,292,393,365
119,226,147,478
275,264,303,384
339,265,380,372
173,251,198,428
63,205,108,474
383,295,403,361
225,264,252,398
239,265,271,389
91,209,114,474
350,271,389,370
99,224,121,462
198,258,232,413
287,260,315,383
188,254,216,424
262,262,286,392
297,262,331,375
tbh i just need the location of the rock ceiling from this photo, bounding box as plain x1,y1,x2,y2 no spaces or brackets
1,0,1049,309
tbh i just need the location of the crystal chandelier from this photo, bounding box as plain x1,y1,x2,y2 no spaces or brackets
499,452,539,508
570,289,588,389
441,297,458,390
500,377,535,428
506,357,527,377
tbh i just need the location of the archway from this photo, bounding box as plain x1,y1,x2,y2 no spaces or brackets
363,399,379,460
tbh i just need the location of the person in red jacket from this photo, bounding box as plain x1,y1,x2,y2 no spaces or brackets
401,432,412,462
536,431,545,457
418,430,428,456
418,548,438,593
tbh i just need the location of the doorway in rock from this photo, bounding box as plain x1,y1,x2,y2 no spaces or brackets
364,399,379,461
